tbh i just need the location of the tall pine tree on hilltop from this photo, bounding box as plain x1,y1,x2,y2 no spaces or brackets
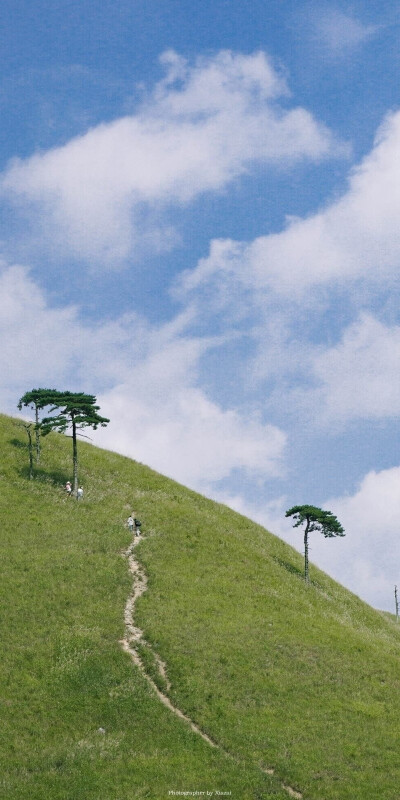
40,391,109,496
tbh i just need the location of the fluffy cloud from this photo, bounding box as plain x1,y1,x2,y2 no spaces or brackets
0,50,340,266
0,260,148,407
3,260,286,488
310,314,400,422
175,109,400,426
0,263,81,407
91,316,287,487
95,378,286,489
180,110,400,299
311,8,378,56
310,467,400,611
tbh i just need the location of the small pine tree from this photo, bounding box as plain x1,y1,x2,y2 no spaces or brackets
17,388,59,462
285,505,345,583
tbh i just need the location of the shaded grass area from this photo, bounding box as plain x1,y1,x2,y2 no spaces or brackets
2,412,400,799
0,415,287,799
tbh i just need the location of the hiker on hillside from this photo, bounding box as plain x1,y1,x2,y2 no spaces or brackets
65,481,72,497
77,486,84,500
127,515,134,534
133,512,142,537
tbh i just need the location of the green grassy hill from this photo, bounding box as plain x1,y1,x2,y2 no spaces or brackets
1,413,399,800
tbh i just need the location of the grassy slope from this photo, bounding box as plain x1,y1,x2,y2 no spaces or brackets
1,414,399,799
0,415,285,800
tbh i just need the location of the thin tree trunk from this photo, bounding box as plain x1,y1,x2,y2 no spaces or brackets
304,519,310,583
35,405,41,462
72,416,78,496
26,426,34,480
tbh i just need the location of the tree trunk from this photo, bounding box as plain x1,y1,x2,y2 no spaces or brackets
26,426,34,480
35,405,41,462
304,519,310,583
72,415,78,497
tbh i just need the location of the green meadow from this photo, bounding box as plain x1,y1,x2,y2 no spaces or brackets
1,413,399,799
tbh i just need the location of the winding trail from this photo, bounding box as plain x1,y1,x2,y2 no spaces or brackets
121,535,302,799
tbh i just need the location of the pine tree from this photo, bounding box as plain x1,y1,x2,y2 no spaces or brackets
285,505,345,583
40,392,109,495
17,388,59,462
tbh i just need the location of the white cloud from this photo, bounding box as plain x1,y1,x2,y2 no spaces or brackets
311,467,400,611
93,343,287,489
1,260,286,488
311,314,400,422
0,259,150,407
0,50,341,266
0,263,81,406
179,110,400,301
173,109,400,426
312,8,378,56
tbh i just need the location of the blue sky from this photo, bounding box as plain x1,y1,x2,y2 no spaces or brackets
2,0,400,610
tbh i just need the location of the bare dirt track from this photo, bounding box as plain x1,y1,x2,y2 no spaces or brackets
121,535,302,799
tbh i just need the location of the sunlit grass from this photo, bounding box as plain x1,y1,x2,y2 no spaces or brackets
1,412,400,799
0,414,285,799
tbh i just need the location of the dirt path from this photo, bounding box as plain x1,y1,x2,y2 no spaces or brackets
121,538,220,749
121,535,302,799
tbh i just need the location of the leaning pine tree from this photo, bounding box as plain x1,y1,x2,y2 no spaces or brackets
40,392,109,496
285,505,345,583
17,388,59,462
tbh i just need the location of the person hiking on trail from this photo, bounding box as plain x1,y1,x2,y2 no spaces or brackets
65,481,72,497
132,512,142,537
127,515,134,534
77,486,84,500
